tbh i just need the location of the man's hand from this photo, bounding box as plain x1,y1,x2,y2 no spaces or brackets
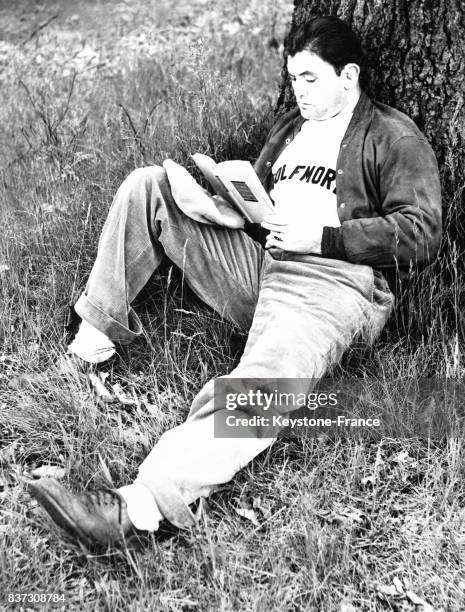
261,213,323,254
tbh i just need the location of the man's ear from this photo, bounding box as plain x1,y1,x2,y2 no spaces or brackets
342,63,360,90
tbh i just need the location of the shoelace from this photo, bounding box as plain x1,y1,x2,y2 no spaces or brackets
80,488,124,523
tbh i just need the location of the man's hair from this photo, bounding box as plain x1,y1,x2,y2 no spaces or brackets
287,16,366,80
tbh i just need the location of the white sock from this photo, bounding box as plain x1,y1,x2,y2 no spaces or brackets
118,483,163,532
68,319,116,364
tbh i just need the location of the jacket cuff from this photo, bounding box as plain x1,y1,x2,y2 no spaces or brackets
321,226,347,260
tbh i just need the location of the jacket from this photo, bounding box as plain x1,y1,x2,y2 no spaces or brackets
253,90,442,280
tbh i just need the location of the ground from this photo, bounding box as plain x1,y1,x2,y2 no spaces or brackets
0,1,464,610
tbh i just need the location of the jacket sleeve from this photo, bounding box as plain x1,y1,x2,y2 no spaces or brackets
321,136,442,269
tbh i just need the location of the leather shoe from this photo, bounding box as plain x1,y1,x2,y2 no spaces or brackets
28,477,138,547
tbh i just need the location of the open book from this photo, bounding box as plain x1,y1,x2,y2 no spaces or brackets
191,153,275,223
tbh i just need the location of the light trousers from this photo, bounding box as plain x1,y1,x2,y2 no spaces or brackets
75,166,394,529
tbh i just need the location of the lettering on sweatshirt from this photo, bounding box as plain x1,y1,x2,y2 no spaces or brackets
272,164,337,193
269,110,353,227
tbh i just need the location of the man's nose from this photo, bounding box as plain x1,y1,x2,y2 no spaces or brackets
293,79,310,98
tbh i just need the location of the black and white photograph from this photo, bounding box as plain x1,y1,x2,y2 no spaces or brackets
0,0,464,609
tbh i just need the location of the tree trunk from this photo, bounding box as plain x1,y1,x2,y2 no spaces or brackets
278,0,465,230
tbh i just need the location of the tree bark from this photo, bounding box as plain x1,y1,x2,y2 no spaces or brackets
278,0,465,223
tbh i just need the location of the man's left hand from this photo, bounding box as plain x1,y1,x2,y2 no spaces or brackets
261,213,323,254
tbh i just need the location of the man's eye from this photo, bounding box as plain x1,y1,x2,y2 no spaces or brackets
288,75,316,83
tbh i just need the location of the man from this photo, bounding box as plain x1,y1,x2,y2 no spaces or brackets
29,16,441,547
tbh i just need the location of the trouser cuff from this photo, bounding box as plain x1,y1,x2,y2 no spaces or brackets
74,293,142,345
135,474,198,530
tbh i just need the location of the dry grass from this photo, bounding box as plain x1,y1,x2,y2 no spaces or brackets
0,1,464,610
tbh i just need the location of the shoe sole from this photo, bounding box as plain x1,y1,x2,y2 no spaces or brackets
28,479,93,547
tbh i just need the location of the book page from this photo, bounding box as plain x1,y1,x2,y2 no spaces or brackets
190,154,235,207
216,160,275,223
192,154,275,223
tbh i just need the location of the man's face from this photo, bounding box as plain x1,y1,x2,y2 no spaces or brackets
287,50,349,121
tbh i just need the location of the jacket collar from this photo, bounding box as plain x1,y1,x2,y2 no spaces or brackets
343,90,373,143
